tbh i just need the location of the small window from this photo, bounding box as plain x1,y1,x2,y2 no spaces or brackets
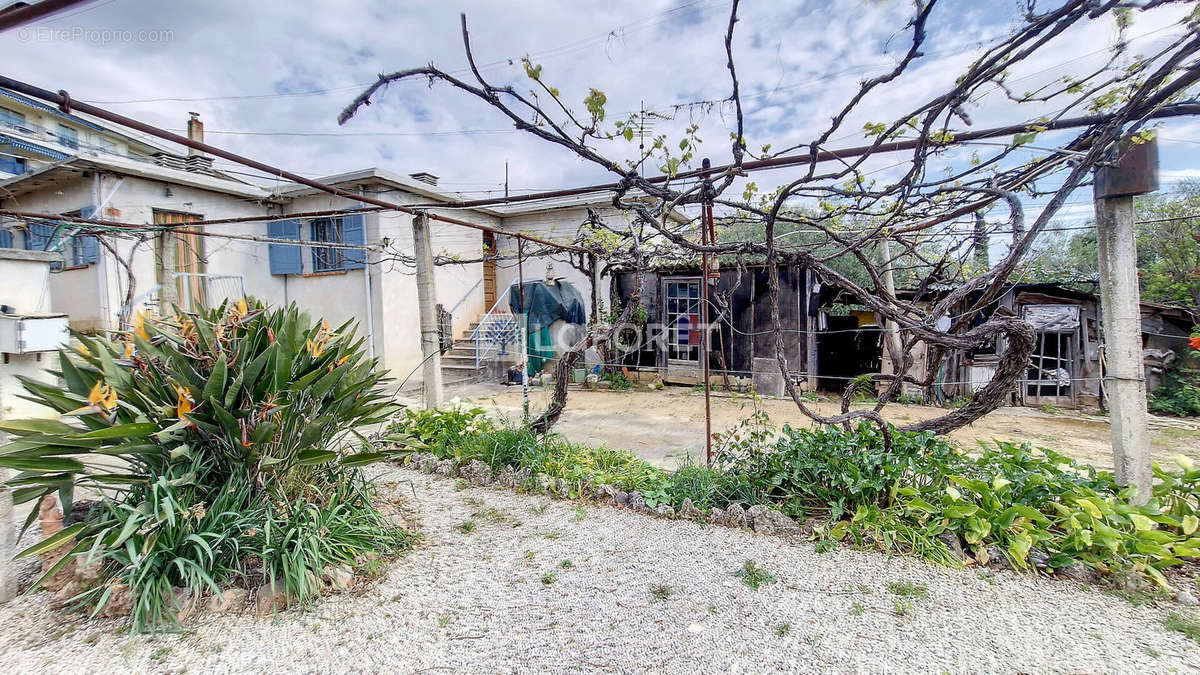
0,155,26,175
310,217,345,273
57,124,79,150
0,107,25,128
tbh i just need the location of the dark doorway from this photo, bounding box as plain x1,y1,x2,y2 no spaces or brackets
817,316,882,391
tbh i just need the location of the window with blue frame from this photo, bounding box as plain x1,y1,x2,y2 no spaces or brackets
57,124,78,150
311,217,345,273
0,107,24,128
0,155,26,175
64,208,99,267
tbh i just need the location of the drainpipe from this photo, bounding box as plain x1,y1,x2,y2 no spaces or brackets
358,184,376,360
92,172,112,333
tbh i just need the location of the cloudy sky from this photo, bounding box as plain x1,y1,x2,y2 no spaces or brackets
4,0,1198,224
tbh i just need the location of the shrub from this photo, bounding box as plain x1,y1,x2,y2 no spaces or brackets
1148,364,1200,417
0,301,412,631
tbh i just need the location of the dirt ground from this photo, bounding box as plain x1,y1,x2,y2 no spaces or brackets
448,384,1200,470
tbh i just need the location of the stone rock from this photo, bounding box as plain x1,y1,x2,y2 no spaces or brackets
679,498,704,520
435,459,455,476
937,531,968,561
1028,547,1051,571
167,587,201,623
323,565,354,591
653,503,675,518
1175,590,1198,607
101,582,133,619
1112,570,1150,594
412,453,438,472
745,505,796,534
597,381,611,390
614,490,630,506
986,546,1012,570
627,492,645,509
256,580,289,617
707,506,725,524
64,499,100,526
513,467,532,487
553,478,570,496
1057,562,1100,584
206,587,249,614
724,503,748,529
461,460,494,486
535,473,553,493
496,466,517,488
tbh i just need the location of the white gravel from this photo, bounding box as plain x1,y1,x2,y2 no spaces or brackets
0,466,1197,674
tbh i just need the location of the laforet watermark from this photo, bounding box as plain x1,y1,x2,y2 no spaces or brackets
17,26,174,45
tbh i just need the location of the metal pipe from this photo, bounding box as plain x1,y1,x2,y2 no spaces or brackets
700,159,713,467
402,105,1200,211
0,0,96,32
0,74,584,253
517,238,529,420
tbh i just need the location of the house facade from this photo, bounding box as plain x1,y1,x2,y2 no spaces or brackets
0,88,627,390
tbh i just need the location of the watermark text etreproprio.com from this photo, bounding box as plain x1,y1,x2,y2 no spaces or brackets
16,26,174,44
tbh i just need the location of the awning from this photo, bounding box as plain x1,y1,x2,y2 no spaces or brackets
0,133,69,160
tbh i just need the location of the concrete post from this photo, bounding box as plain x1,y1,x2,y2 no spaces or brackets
0,480,14,603
1094,194,1152,503
412,213,442,410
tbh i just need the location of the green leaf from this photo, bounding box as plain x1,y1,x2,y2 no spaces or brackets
297,449,337,465
0,456,85,472
15,522,85,558
73,423,159,440
340,452,388,467
204,355,228,402
0,418,78,436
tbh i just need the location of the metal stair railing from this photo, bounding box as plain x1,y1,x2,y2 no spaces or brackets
469,285,519,368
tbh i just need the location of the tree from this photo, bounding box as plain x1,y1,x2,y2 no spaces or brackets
340,0,1200,439
1136,179,1200,309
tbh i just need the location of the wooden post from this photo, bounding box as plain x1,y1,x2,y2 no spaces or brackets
412,212,442,410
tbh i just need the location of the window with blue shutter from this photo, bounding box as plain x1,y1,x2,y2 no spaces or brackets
342,213,366,270
71,207,99,266
268,219,302,275
310,218,345,273
0,227,12,248
25,221,56,251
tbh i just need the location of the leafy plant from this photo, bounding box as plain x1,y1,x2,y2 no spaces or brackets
1164,612,1200,644
732,559,777,591
0,300,412,631
649,584,672,602
886,581,928,599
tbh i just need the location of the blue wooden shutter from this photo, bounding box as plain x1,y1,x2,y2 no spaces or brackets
25,221,55,251
268,219,302,275
0,227,12,248
73,207,99,265
342,213,365,270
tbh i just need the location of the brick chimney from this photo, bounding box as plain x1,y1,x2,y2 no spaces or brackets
186,112,204,156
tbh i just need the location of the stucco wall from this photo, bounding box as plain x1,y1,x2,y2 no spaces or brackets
0,251,60,420
494,205,610,318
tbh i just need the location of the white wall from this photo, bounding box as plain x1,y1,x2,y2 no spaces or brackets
0,250,60,420
494,205,614,318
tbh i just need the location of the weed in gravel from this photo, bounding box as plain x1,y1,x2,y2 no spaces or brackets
560,559,573,568
461,497,482,506
457,520,476,534
540,572,557,586
1144,646,1162,658
887,581,929,599
150,647,172,663
850,602,865,616
977,571,997,585
532,503,550,515
473,507,522,527
524,550,536,561
814,539,837,554
893,599,915,616
1164,612,1200,643
775,622,792,637
733,559,777,591
544,531,562,539
650,584,672,602
572,506,587,521
438,613,456,628
82,633,100,646
1103,588,1161,607
454,479,469,491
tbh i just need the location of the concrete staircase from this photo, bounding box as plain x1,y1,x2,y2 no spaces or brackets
440,314,516,386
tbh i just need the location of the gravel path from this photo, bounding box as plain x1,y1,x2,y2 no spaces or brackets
0,467,1196,674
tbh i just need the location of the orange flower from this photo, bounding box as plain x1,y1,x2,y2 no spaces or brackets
123,340,134,359
74,344,92,358
1190,336,1200,351
70,381,118,416
132,311,150,341
172,383,194,420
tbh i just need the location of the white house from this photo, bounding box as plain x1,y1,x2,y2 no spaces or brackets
0,88,646,388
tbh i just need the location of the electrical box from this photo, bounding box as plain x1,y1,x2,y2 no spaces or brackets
1094,136,1159,199
0,314,70,354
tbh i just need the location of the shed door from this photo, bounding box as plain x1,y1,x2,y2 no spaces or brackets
1020,304,1080,407
482,231,497,308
